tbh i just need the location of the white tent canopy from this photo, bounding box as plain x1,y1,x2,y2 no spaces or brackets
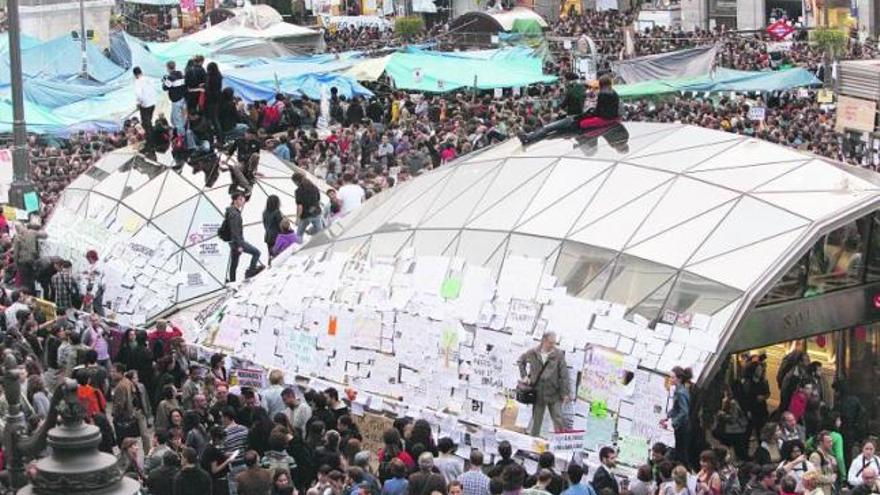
45,148,326,325
186,5,320,44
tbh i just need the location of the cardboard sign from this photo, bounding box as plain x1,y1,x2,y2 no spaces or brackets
836,95,877,133
550,430,585,453
817,89,834,104
235,367,264,389
748,107,766,121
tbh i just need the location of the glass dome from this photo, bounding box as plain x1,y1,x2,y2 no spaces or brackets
305,122,880,327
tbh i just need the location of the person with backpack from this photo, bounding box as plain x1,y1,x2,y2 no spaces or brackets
809,430,838,495
220,192,261,283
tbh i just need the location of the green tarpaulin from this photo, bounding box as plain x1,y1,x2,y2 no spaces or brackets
385,48,556,93
616,68,822,98
511,18,543,35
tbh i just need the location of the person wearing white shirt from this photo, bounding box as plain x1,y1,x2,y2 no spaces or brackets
337,173,365,215
4,291,28,332
133,66,157,134
849,439,880,487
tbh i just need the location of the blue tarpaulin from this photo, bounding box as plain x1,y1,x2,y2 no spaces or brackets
223,72,373,102
16,35,126,83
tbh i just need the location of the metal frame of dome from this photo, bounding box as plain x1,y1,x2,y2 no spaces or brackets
45,147,326,325
302,122,880,379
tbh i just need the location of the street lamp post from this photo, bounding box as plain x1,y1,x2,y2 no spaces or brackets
6,0,37,212
80,0,89,78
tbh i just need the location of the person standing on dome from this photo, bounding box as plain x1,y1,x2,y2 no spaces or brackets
517,332,571,437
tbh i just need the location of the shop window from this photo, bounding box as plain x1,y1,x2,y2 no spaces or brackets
807,218,869,295
758,254,807,306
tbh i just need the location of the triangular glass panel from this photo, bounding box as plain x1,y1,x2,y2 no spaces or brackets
152,172,201,217
507,234,562,262
367,231,413,259
242,187,270,226
568,181,671,251
603,254,677,309
455,230,508,267
121,171,167,217
152,196,199,247
626,201,736,268
92,169,132,201
626,275,677,324
569,163,674,233
689,196,809,264
177,249,224,304
518,157,613,223
687,138,811,171
420,160,502,229
85,192,117,221
552,241,617,295
627,126,741,158
686,227,807,290
754,158,878,194
686,160,808,192
630,176,739,244
185,195,225,247
412,229,459,256
564,123,679,160
60,189,87,213
516,168,610,239
753,190,873,221
627,140,741,173
467,159,556,231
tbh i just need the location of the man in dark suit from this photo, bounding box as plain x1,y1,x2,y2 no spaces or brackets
592,447,619,495
517,332,571,437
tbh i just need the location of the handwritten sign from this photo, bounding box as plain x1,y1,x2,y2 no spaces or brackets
236,368,264,389
836,95,877,132
353,412,395,455
617,435,649,467
471,348,504,388
550,430,585,453
290,331,318,371
577,346,627,410
748,107,766,121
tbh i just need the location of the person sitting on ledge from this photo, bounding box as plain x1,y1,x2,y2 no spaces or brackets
519,74,620,145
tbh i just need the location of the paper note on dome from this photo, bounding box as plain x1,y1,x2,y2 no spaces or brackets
497,255,543,301
122,216,141,233
440,277,462,299
583,414,615,452
617,435,649,467
214,315,244,349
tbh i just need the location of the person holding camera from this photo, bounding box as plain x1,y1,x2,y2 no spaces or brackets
517,332,571,437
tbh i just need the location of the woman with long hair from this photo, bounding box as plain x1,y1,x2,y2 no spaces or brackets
204,62,224,142
262,195,283,262
662,366,694,467
120,437,144,482
378,427,415,480
406,418,437,457
696,450,722,495
26,374,50,419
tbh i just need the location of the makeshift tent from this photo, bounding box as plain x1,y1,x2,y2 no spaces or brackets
449,7,547,32
616,68,822,98
612,45,719,84
343,55,392,82
511,18,543,35
44,148,328,325
0,34,126,85
223,72,373,102
109,32,168,78
184,5,324,52
384,47,556,92
211,38,298,58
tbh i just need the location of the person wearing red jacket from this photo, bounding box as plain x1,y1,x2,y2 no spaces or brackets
147,319,183,360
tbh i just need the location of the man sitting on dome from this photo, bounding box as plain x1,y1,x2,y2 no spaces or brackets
519,75,621,146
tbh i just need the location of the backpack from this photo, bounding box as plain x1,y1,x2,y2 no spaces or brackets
217,215,231,242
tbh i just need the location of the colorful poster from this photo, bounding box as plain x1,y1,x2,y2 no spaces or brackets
577,346,627,410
